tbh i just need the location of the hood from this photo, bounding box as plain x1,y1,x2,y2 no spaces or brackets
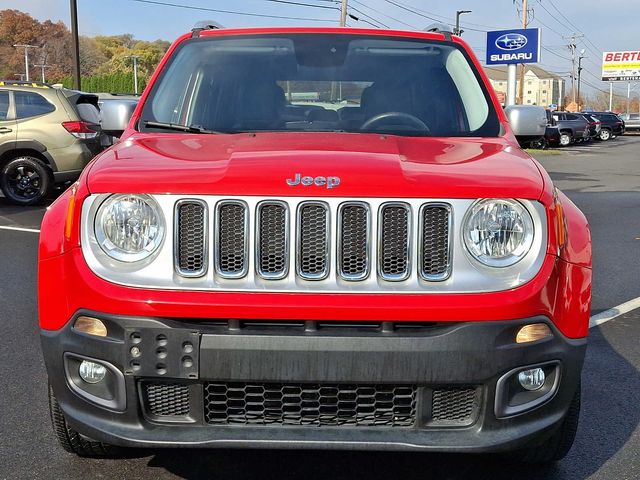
87,132,544,200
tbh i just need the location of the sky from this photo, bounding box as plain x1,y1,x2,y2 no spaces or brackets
2,0,638,97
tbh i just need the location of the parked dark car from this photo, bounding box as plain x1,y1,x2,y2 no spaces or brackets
585,112,625,140
529,125,560,149
551,112,590,146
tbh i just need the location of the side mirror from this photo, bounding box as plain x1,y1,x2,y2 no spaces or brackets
504,105,547,137
98,99,139,138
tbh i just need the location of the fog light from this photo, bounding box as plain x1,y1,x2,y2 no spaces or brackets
78,360,107,384
516,323,552,343
518,368,546,391
74,316,107,337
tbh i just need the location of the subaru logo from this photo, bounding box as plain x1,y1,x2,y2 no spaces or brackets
495,33,528,51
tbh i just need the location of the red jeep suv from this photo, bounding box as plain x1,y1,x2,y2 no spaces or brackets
39,25,592,462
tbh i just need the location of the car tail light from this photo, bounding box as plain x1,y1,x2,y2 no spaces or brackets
62,121,99,139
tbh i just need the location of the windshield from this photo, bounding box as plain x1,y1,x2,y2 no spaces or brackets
140,33,500,137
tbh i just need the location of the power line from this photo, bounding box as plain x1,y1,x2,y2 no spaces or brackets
129,0,337,22
260,0,338,10
350,0,418,29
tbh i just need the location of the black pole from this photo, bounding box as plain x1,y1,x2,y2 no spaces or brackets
70,0,81,90
577,57,583,110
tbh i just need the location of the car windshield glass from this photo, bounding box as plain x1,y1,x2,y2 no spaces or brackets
140,33,499,137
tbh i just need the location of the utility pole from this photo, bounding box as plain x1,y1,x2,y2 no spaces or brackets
70,0,81,90
609,82,613,111
33,64,50,83
454,10,471,36
563,33,584,109
577,49,585,110
340,0,348,27
516,0,529,104
127,55,141,94
13,44,38,82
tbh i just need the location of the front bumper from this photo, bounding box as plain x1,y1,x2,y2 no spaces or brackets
42,311,585,452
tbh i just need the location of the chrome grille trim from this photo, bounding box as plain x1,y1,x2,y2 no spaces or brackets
378,202,411,282
337,202,371,281
81,196,549,294
215,200,249,279
418,203,453,281
255,201,290,280
174,199,208,278
296,201,330,280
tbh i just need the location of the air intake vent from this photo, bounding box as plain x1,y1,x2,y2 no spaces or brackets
216,201,248,278
144,383,191,417
379,203,410,281
175,200,207,277
419,204,452,281
297,202,330,280
338,203,370,280
256,202,289,279
430,387,479,426
204,382,416,427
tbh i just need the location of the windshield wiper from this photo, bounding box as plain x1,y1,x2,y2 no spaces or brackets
142,120,221,134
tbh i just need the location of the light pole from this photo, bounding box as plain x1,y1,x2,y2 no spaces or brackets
70,0,81,89
455,10,471,36
126,55,141,94
577,49,585,110
33,64,50,83
13,44,38,82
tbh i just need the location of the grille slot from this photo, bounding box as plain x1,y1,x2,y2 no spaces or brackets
430,387,479,425
338,203,370,280
256,202,289,279
379,203,411,281
204,382,416,427
175,200,207,277
297,202,330,280
216,201,249,278
145,383,190,417
419,204,452,281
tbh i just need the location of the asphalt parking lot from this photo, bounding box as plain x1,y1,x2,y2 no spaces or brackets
0,136,639,479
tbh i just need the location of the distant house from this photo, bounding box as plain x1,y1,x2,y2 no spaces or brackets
483,65,565,108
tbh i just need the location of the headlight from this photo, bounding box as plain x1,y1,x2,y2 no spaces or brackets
95,194,165,262
463,199,534,267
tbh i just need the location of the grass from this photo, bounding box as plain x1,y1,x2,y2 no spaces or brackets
524,148,563,155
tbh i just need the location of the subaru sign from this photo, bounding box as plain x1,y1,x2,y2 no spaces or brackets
486,28,541,65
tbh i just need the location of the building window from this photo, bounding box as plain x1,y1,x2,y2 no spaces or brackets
542,90,547,94
527,90,532,94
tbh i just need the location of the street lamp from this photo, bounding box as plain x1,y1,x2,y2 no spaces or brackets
13,44,38,82
455,10,472,36
126,55,141,94
577,49,586,110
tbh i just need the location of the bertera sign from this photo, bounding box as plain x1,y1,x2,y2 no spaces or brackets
601,51,640,81
486,28,541,65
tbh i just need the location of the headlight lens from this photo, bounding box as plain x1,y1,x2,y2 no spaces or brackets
463,199,534,267
95,194,165,262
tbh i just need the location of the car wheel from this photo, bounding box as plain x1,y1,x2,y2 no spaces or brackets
511,384,581,463
0,156,51,206
599,129,611,141
49,384,123,457
559,133,572,146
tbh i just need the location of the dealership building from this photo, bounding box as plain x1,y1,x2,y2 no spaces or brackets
483,65,566,108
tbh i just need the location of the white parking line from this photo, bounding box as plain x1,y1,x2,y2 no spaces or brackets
590,297,640,328
0,221,637,328
0,225,41,233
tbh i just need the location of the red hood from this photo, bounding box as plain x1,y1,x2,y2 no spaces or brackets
87,132,544,200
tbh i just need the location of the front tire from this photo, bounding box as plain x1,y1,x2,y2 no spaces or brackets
0,156,51,205
49,384,122,457
513,384,581,463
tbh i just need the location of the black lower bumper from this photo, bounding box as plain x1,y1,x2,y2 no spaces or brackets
41,312,586,452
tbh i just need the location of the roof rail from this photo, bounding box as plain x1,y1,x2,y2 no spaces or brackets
0,80,52,89
423,23,454,41
191,20,224,38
